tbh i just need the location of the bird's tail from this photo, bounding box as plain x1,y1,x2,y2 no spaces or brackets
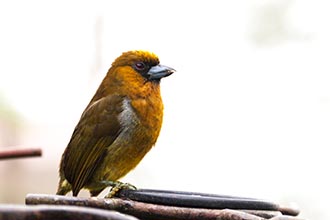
56,179,71,195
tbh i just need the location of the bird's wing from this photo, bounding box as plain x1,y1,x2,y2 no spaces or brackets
62,95,124,196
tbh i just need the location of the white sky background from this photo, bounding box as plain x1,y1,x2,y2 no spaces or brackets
0,1,329,219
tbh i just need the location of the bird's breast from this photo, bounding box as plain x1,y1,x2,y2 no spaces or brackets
118,96,163,144
91,96,164,182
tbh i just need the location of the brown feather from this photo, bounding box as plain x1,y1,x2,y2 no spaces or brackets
62,95,123,196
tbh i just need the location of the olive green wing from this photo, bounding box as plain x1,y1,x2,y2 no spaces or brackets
62,95,124,196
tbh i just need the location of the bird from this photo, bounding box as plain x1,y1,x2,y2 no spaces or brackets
56,50,175,197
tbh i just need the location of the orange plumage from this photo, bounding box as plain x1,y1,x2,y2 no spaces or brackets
56,50,175,196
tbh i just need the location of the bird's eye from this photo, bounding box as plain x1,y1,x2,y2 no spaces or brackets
135,62,146,70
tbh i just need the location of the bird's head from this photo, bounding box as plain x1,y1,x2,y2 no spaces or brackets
111,50,175,83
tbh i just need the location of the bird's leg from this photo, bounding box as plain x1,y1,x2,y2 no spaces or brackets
99,180,137,198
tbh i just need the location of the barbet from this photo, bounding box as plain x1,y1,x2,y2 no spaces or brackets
57,50,175,197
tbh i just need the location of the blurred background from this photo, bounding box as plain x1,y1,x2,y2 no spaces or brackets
0,0,329,219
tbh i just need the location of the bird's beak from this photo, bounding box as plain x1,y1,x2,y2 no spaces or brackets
147,65,175,80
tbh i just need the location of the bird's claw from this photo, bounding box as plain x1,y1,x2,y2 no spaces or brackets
105,181,137,198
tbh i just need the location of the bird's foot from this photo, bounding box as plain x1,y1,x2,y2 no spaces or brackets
101,181,136,198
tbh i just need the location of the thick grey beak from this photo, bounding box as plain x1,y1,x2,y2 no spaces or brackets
147,64,175,80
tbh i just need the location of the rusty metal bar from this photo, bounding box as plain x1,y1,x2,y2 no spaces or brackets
25,194,304,220
0,148,42,160
0,204,138,220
